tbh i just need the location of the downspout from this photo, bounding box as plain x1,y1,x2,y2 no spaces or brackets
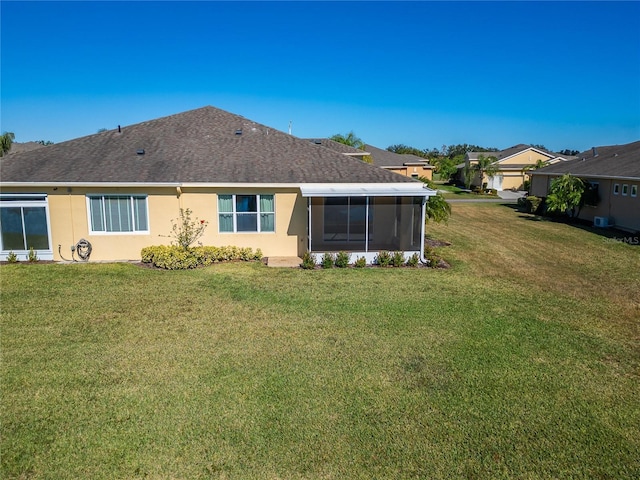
419,196,428,264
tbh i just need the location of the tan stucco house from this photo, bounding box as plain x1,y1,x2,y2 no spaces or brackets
0,106,436,263
457,144,574,191
529,141,640,232
364,144,434,180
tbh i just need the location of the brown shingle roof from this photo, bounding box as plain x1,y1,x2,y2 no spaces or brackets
0,106,418,185
529,141,640,180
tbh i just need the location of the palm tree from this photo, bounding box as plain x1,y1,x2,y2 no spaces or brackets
1,132,15,156
330,131,364,150
474,154,499,192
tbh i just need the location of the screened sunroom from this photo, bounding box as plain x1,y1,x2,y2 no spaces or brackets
300,184,436,263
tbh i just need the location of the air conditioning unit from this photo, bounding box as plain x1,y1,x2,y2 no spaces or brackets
594,216,609,227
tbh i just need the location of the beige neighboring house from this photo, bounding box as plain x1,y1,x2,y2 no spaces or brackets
457,144,575,191
529,141,640,232
311,139,433,180
1,106,436,263
364,144,434,180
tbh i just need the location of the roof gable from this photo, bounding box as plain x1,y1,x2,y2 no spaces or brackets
1,106,418,186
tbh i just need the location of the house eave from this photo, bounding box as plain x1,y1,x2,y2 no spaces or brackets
529,173,640,181
0,181,182,188
300,183,436,197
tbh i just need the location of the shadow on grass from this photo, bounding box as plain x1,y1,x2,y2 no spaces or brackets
501,204,640,245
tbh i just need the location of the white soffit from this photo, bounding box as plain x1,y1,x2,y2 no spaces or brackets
299,183,436,197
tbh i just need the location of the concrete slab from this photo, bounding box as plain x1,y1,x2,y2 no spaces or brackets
498,190,527,200
266,256,302,268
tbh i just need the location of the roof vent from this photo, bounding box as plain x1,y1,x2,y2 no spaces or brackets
592,147,598,157
235,129,242,135
314,139,322,144
136,149,145,155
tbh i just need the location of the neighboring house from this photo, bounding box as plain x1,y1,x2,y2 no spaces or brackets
364,144,434,181
457,144,574,191
311,139,434,180
0,106,436,262
307,138,370,161
529,141,640,232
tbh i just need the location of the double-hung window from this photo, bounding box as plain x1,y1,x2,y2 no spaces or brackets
87,195,149,233
218,194,274,232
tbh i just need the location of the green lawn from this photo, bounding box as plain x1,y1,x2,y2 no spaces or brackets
2,203,639,479
436,184,497,199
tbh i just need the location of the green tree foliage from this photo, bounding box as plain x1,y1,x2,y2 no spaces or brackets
546,174,585,217
386,144,429,158
425,194,451,224
35,140,54,145
463,164,476,189
473,154,500,192
445,144,496,159
1,132,15,156
434,157,458,182
559,149,580,156
330,131,364,150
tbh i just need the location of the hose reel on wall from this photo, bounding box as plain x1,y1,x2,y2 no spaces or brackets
74,238,92,261
58,238,93,262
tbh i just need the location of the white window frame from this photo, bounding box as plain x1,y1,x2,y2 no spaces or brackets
218,194,275,233
632,185,638,198
613,183,620,195
622,184,629,196
86,194,149,235
0,194,54,260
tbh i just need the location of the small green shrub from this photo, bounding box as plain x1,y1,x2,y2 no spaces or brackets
300,251,316,270
375,250,392,267
6,251,18,263
321,253,335,269
140,245,262,270
27,247,38,263
525,196,542,214
334,251,351,268
406,253,419,267
353,256,367,268
391,251,405,267
424,245,440,268
167,208,209,250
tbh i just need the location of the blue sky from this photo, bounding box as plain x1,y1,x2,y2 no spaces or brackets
2,1,639,153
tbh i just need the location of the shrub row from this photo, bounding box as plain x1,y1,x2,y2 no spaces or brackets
301,251,421,269
141,245,262,270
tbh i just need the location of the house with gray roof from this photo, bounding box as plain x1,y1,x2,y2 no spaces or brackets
310,140,434,180
363,145,434,180
529,141,640,232
0,106,436,263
